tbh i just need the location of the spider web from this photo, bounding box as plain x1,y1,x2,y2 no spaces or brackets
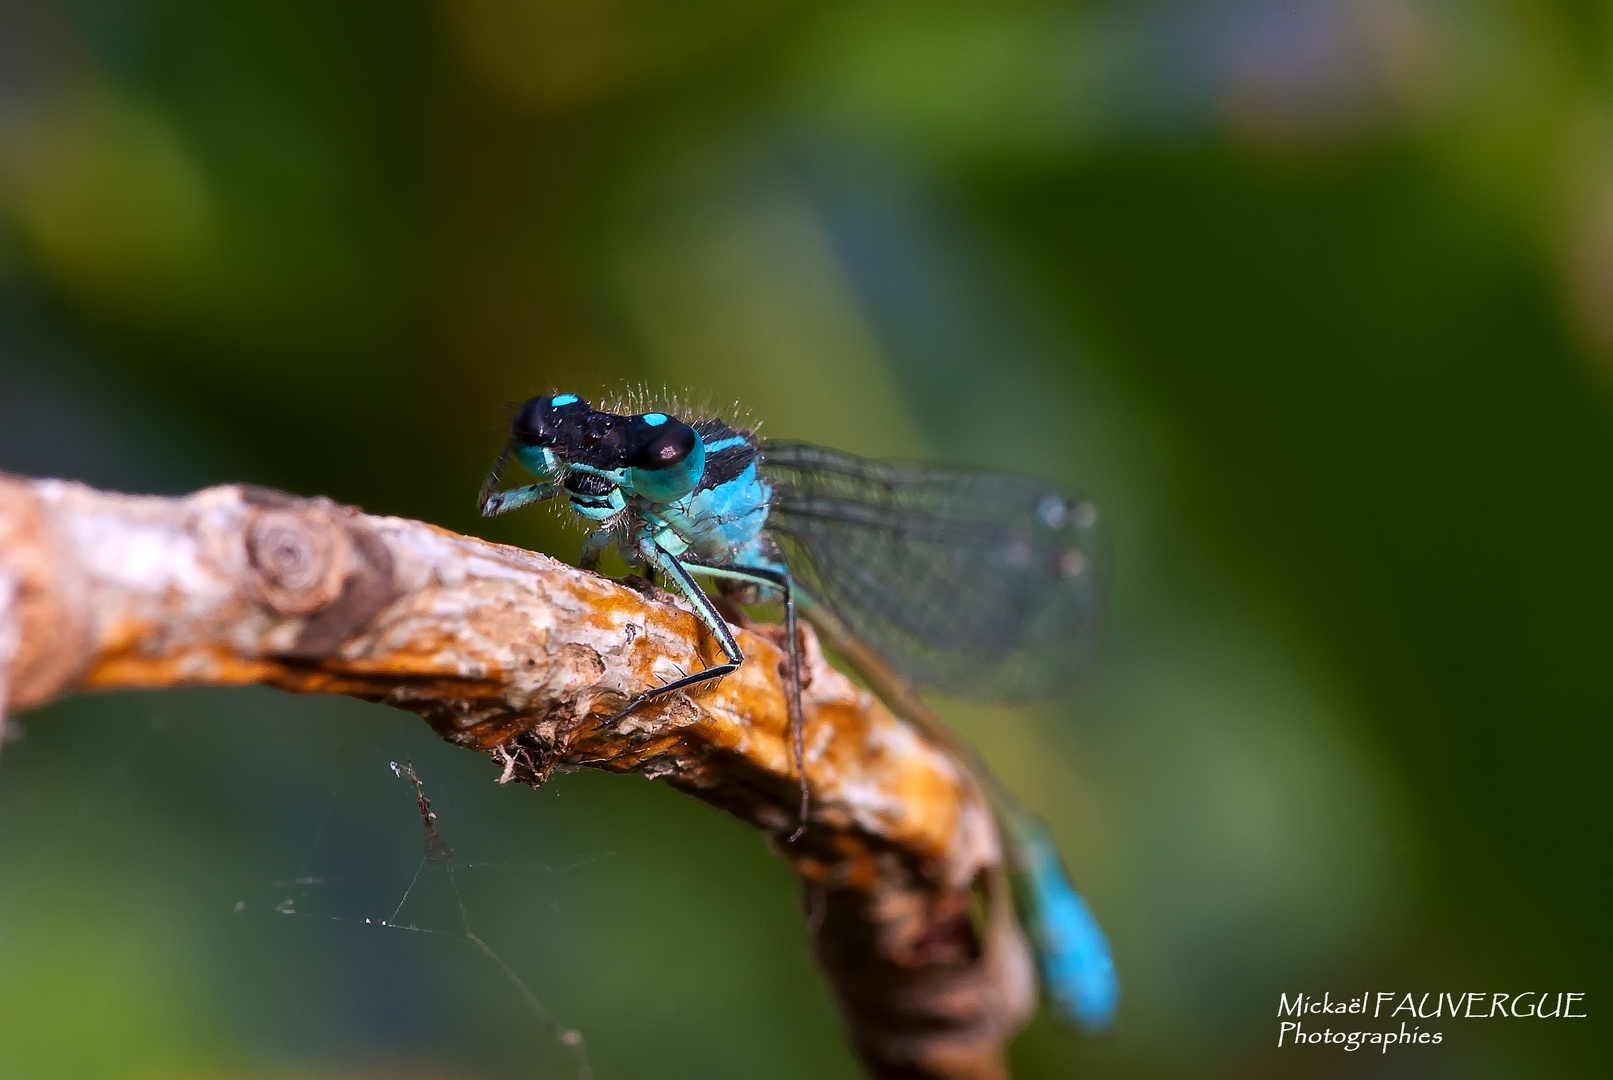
244,757,598,1080
0,689,838,1079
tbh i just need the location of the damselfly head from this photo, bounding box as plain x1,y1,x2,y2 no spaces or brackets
508,393,707,504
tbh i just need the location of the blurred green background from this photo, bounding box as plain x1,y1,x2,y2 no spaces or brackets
0,1,1608,1077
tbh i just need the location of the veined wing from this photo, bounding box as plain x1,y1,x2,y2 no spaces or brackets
759,440,1107,701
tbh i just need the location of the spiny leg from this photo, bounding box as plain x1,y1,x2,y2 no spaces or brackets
684,560,807,840
578,530,655,583
478,442,563,518
578,529,613,572
481,483,561,517
600,542,744,728
476,441,512,513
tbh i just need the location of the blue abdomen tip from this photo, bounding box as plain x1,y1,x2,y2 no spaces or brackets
1011,816,1119,1033
1034,868,1118,1031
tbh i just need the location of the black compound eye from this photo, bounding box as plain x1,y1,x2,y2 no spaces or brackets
511,393,588,446
630,422,697,470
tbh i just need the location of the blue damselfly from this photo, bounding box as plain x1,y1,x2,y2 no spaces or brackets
479,392,1118,1032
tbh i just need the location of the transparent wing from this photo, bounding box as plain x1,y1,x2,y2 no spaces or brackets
760,440,1107,701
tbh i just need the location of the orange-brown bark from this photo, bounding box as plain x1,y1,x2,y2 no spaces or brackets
0,474,1034,1079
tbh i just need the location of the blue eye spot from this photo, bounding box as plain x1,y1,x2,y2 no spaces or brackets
643,413,668,427
551,393,579,406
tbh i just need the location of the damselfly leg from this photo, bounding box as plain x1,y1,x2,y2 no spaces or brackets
477,441,513,509
481,484,560,516
478,442,565,517
603,550,808,840
682,559,807,841
578,530,613,572
596,543,743,729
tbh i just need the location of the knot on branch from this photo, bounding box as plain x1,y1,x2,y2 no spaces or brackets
246,506,355,616
240,489,397,657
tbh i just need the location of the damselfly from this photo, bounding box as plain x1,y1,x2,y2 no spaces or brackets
479,392,1119,1032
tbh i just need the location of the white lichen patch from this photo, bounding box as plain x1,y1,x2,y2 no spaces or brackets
254,619,306,655
176,650,219,681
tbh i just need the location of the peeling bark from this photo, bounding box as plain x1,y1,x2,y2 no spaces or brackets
0,474,1035,1079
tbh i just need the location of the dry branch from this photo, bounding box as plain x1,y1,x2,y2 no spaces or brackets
0,473,1036,1079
